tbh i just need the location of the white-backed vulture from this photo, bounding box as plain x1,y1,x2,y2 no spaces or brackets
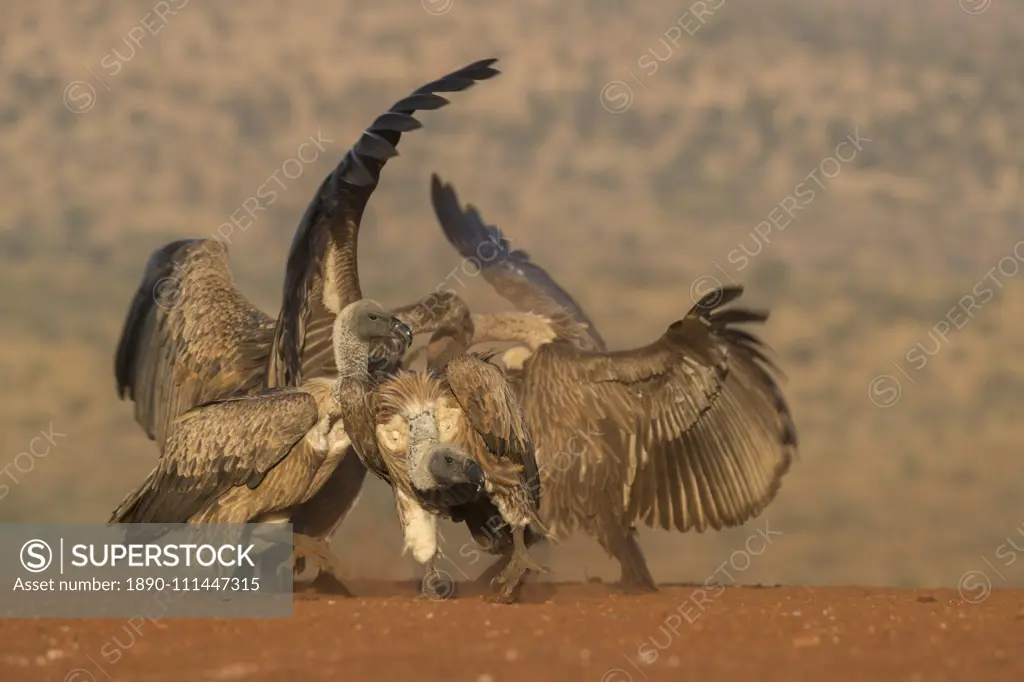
370,353,549,603
114,59,500,450
286,290,475,574
109,300,411,536
425,174,798,592
111,60,500,588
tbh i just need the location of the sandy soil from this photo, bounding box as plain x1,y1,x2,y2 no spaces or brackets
1,583,1021,682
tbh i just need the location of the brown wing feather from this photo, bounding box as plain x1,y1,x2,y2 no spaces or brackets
523,291,732,454
114,239,275,451
109,389,319,523
625,345,797,532
525,286,795,537
444,354,540,511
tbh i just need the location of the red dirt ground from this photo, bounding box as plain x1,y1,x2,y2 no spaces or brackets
1,583,1021,682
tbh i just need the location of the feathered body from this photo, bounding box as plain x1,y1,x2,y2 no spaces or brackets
366,354,549,601
425,174,798,590
111,61,502,588
373,362,542,530
110,301,411,532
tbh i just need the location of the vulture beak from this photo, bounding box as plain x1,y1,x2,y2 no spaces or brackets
390,317,413,348
465,459,486,492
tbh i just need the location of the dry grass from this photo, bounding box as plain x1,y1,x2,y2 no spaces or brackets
2,0,1023,588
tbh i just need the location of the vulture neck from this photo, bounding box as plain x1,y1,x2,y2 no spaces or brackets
332,315,370,380
407,411,439,490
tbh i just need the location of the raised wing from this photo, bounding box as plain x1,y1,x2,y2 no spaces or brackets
267,59,501,388
109,389,319,524
430,173,606,352
114,238,275,450
527,287,735,441
527,285,795,534
445,353,540,510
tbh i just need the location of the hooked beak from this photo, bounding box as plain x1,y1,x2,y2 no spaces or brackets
390,317,413,349
465,459,486,491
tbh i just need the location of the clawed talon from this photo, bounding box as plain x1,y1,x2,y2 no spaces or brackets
420,563,456,601
290,534,352,595
484,591,517,605
309,571,355,597
487,527,548,602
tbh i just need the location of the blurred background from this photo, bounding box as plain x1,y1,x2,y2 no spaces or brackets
2,0,1022,589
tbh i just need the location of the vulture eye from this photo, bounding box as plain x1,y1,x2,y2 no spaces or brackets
444,455,454,465
368,314,379,321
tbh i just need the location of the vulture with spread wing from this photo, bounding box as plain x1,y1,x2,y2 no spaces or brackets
112,60,501,587
110,300,411,529
370,353,549,603
425,174,798,591
115,59,500,445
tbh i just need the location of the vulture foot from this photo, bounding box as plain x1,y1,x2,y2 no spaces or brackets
488,527,549,602
291,534,351,594
619,580,659,595
474,555,511,586
420,563,457,601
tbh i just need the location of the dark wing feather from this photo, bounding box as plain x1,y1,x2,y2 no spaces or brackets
430,173,605,352
445,354,540,510
266,59,501,388
114,238,275,450
109,389,319,523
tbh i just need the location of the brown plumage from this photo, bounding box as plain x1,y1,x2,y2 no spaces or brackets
110,300,412,577
112,60,501,590
114,239,276,449
114,59,502,453
370,354,549,602
426,174,798,591
109,379,339,525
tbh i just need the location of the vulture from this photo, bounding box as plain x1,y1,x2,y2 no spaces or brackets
109,300,411,535
114,58,500,446
111,59,500,586
362,353,548,602
423,174,798,591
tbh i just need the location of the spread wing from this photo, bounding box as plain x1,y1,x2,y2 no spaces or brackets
528,287,734,439
444,353,540,510
113,239,275,450
267,59,501,388
528,286,795,534
109,389,319,524
624,331,797,533
430,173,606,352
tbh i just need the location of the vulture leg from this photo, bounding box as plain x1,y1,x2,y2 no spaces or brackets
421,557,456,601
256,540,294,589
473,521,545,586
603,525,657,593
394,491,445,599
475,555,511,586
488,525,550,603
292,533,353,596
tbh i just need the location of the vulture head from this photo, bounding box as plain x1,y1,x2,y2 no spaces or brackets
375,372,481,493
416,441,485,492
334,299,413,375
